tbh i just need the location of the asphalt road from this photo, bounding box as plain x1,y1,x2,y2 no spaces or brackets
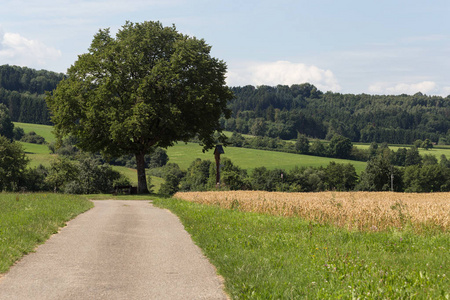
0,200,228,300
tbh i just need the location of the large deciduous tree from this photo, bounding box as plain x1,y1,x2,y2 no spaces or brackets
47,21,233,193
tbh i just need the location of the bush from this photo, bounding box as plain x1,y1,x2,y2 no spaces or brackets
19,165,50,192
180,158,213,191
13,127,25,141
67,156,123,194
20,131,46,144
158,163,185,196
0,136,29,191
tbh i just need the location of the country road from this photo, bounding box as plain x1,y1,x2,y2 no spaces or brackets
0,200,228,300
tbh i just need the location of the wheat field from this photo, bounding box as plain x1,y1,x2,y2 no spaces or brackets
174,191,450,232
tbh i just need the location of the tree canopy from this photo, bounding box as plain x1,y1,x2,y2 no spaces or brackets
47,21,233,193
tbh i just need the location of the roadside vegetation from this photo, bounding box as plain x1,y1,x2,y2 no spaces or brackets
0,193,93,274
154,196,449,299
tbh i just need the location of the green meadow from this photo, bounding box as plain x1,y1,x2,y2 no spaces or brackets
14,122,56,143
167,142,367,173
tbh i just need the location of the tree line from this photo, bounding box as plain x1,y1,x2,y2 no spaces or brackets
146,147,450,195
221,84,450,144
0,65,65,125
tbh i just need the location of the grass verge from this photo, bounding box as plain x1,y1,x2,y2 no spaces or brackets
153,197,449,299
0,193,93,274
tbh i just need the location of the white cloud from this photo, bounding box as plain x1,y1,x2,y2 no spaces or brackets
226,60,341,92
442,87,450,97
0,31,61,68
368,81,438,95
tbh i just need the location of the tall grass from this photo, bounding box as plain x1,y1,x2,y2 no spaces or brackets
0,193,93,273
174,191,450,233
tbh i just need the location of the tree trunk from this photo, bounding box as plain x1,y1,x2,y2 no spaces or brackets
135,152,148,194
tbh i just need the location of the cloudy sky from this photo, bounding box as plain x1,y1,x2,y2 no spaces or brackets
1,0,449,95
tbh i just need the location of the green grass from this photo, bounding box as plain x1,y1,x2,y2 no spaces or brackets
19,142,56,168
167,142,367,174
153,197,450,299
0,193,93,274
13,122,56,143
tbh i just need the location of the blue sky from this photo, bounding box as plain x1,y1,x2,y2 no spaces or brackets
0,0,449,95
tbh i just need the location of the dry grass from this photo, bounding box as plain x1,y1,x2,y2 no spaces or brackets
174,191,450,232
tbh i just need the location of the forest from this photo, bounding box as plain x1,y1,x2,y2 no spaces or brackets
222,84,450,144
0,65,65,125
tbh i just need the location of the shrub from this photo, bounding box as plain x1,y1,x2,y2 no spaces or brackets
0,136,29,191
20,131,46,144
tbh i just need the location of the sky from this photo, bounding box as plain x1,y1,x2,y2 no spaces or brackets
0,0,449,96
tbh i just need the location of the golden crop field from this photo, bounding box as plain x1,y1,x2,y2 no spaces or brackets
174,191,450,232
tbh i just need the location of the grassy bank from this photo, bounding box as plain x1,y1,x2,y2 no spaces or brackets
153,197,449,299
0,193,93,274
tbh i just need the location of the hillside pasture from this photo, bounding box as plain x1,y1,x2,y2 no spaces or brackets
167,142,367,173
13,122,56,143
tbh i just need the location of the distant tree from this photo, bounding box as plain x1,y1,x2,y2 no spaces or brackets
414,139,423,148
47,21,232,193
250,118,267,137
329,134,352,159
368,142,379,157
180,158,213,191
158,163,185,196
13,126,25,141
391,148,407,166
249,167,269,190
403,164,448,192
147,148,169,169
325,162,357,191
0,136,28,191
310,140,327,156
45,157,79,192
357,151,403,191
295,133,310,154
422,139,433,150
220,157,249,190
422,154,438,166
229,132,246,147
0,104,14,140
440,154,450,168
405,147,422,166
